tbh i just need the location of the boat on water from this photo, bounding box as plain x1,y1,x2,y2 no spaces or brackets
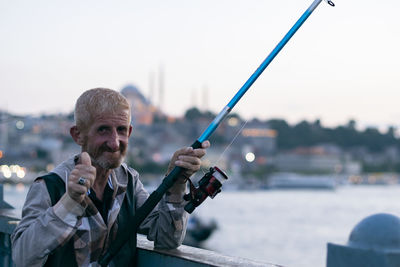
266,173,337,190
183,215,218,247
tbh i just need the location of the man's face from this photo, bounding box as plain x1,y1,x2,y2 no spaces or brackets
82,109,132,170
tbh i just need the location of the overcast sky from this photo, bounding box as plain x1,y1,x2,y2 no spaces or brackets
1,0,399,130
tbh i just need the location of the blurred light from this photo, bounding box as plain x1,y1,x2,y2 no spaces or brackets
245,152,255,162
1,164,26,178
227,117,239,127
0,150,3,158
3,170,12,178
1,165,10,173
10,165,21,173
16,120,25,130
17,169,25,178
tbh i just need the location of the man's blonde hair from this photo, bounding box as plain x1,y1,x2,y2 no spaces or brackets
74,88,131,131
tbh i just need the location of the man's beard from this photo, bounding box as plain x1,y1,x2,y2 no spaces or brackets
85,142,127,170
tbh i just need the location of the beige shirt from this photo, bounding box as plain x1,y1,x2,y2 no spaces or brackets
11,156,188,267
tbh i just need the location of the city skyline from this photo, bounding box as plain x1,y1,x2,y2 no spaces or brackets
1,0,399,131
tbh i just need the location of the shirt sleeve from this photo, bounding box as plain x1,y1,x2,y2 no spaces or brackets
11,179,85,266
133,171,189,249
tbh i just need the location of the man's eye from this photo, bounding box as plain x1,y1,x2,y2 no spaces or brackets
117,127,127,133
98,127,108,133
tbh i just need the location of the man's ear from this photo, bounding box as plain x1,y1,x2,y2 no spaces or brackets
128,125,133,137
70,126,85,146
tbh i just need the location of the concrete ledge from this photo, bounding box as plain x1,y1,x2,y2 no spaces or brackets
327,213,400,267
327,243,400,267
137,234,282,267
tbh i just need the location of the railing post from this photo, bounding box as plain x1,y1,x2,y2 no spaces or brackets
327,213,400,267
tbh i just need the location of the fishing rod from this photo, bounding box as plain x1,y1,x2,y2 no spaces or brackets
99,0,334,265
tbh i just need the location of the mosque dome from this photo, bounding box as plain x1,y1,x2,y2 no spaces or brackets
120,84,150,105
120,84,155,125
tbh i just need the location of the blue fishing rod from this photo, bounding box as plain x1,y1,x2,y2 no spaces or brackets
99,0,334,265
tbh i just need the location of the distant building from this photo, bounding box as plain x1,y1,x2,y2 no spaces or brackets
275,151,341,173
233,120,277,157
274,145,361,174
240,127,277,154
121,84,157,125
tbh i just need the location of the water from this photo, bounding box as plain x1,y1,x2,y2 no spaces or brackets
193,186,400,267
2,183,29,211
4,183,400,267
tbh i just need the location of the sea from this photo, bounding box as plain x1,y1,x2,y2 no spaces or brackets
3,183,400,267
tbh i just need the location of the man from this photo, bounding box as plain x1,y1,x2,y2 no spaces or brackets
11,88,210,266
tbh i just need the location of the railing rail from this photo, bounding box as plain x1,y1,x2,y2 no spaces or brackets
136,234,281,267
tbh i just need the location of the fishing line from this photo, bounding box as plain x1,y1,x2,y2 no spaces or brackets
197,118,249,176
215,119,249,168
99,1,335,264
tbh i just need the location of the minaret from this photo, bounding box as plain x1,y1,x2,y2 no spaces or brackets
191,89,197,109
158,65,164,113
148,71,155,106
202,85,209,112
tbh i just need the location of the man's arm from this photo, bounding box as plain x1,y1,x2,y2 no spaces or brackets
11,180,85,266
134,176,189,249
136,141,210,249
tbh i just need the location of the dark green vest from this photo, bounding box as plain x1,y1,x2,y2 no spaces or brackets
41,172,137,266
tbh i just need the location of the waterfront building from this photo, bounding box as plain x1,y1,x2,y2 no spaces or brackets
274,145,361,174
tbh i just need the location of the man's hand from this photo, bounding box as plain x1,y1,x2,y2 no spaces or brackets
67,152,96,203
167,141,211,183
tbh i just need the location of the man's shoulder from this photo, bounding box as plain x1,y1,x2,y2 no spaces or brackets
35,172,65,205
117,163,140,183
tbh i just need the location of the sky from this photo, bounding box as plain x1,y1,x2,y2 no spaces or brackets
0,0,399,130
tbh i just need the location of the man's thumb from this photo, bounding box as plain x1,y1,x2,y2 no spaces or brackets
80,152,92,166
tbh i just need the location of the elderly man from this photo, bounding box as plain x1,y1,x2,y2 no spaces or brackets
11,88,210,266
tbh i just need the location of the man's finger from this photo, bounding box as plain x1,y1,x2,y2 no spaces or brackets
80,152,92,166
201,140,211,149
178,155,201,165
68,183,88,194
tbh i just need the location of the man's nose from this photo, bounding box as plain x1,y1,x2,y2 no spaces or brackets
107,129,120,151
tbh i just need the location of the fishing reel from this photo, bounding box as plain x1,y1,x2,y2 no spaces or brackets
183,166,228,214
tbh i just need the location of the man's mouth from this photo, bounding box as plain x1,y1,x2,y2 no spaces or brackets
103,150,120,156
